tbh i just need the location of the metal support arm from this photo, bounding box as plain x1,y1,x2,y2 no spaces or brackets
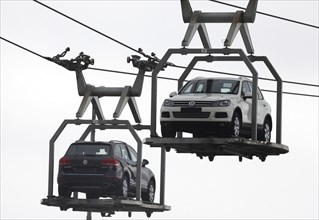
180,0,258,53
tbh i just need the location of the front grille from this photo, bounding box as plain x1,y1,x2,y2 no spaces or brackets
172,101,212,107
173,111,210,118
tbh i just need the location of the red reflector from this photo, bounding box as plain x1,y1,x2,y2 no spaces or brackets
101,158,119,166
59,156,71,165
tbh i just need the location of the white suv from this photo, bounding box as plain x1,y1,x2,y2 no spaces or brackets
160,77,272,142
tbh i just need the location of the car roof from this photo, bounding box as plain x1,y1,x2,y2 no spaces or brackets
73,140,126,145
190,76,251,81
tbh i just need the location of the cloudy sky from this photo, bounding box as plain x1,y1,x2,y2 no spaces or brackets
1,0,318,219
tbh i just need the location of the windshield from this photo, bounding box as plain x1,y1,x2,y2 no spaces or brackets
180,79,239,94
66,144,111,156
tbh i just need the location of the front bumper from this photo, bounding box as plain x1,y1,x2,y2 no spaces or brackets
161,121,233,135
160,105,236,135
161,106,234,121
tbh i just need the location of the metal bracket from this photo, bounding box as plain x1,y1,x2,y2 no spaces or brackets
182,11,211,48
113,86,142,123
47,49,162,123
180,0,258,53
76,87,105,120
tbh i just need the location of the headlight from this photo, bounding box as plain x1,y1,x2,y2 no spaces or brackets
211,100,231,107
163,99,174,107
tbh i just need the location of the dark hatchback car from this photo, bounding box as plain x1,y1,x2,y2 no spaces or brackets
57,140,155,202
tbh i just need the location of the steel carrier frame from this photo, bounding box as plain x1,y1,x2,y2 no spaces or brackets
40,118,171,219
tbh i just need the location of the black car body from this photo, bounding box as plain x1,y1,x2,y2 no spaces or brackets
57,140,155,202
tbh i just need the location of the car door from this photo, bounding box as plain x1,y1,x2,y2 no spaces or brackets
121,144,137,190
127,145,148,190
115,143,137,191
248,82,268,125
239,81,252,125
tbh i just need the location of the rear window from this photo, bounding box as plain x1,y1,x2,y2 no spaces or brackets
66,144,111,156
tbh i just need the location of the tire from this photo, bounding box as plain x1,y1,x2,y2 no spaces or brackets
230,111,241,138
86,192,99,199
259,119,271,142
193,133,207,138
142,180,155,203
58,185,71,198
117,175,129,198
161,125,176,138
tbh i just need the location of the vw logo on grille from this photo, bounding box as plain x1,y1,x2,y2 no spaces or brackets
82,160,88,165
188,100,195,107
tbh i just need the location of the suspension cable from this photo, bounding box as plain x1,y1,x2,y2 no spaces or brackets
88,67,319,98
1,36,318,98
209,0,319,29
0,36,46,60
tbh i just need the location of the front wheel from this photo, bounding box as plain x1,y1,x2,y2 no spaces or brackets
142,180,155,203
161,125,176,138
229,112,241,138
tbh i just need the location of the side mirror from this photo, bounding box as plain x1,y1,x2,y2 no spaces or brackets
142,159,149,167
242,91,252,101
169,91,177,97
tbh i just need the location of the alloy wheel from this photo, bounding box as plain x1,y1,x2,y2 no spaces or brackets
122,177,128,198
148,183,155,203
264,123,271,142
233,116,240,137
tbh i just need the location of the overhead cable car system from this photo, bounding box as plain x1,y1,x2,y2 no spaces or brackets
6,0,319,219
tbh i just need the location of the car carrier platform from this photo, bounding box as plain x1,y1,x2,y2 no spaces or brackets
41,197,170,217
144,137,289,162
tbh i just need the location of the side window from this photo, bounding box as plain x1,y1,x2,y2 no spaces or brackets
257,88,264,100
113,144,122,157
127,145,137,162
245,81,264,100
120,144,130,160
242,81,251,94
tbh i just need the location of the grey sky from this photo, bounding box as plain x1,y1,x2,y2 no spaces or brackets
0,1,318,219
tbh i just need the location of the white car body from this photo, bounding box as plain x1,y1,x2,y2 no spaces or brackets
160,77,272,141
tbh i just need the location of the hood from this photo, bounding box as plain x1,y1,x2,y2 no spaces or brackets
169,93,237,101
